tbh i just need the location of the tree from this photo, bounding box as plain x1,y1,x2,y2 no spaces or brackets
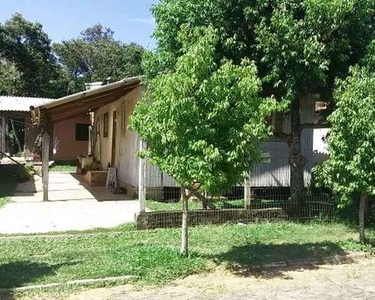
130,27,278,255
149,0,375,209
0,13,60,97
80,23,114,42
54,24,145,94
0,56,21,95
318,53,375,243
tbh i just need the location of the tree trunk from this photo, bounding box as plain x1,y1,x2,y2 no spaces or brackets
359,193,368,243
181,187,189,256
289,98,306,213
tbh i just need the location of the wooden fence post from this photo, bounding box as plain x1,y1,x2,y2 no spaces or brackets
42,128,50,201
244,172,251,209
0,116,5,159
139,139,146,213
181,187,189,256
359,193,368,243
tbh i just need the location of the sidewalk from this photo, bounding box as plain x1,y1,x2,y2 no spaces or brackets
0,173,139,234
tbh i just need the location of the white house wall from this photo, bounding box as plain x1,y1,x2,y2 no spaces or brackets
94,86,178,189
94,87,141,188
94,90,317,189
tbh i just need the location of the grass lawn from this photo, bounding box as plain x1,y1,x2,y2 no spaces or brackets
0,165,19,208
146,199,244,211
49,164,76,173
0,222,374,292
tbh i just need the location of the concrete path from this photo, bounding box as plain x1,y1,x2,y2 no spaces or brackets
0,173,139,234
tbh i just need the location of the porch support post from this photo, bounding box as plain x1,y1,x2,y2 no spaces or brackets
244,172,251,209
139,139,146,213
0,116,5,159
42,121,51,201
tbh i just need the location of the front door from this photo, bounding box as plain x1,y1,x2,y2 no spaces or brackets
111,111,117,167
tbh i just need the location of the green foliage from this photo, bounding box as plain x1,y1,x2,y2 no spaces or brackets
146,199,244,211
131,27,278,195
0,17,145,97
80,23,114,42
151,0,375,102
0,13,60,97
17,165,36,182
318,62,375,206
0,56,21,95
150,0,375,203
49,164,76,173
53,24,145,94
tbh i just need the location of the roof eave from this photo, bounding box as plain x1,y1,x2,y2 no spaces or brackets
36,77,141,110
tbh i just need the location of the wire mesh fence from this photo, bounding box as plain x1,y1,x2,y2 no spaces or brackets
138,163,336,229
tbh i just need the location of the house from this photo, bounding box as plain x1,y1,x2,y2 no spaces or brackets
31,77,327,202
0,96,90,161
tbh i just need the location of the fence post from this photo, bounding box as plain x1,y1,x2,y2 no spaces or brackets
0,116,5,159
139,139,146,213
359,193,368,243
42,129,50,202
244,172,251,209
181,187,189,256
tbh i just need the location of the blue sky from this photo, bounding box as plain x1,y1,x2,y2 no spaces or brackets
0,0,158,48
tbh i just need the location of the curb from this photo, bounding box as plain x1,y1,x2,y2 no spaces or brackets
0,230,137,240
253,252,371,270
0,275,136,293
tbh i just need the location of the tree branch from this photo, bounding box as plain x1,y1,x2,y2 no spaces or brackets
186,185,216,210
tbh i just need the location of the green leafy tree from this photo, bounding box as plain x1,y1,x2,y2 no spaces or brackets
0,56,21,95
80,23,114,42
54,24,145,93
149,0,375,209
131,27,278,255
318,56,375,243
0,13,60,97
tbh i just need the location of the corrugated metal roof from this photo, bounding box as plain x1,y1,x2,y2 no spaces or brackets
0,96,54,112
36,77,140,110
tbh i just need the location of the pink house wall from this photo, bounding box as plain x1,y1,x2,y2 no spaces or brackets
53,114,90,161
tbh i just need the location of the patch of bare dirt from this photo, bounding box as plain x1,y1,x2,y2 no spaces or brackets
65,257,375,300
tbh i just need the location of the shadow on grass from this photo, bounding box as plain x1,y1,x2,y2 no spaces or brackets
0,165,20,196
212,241,351,279
0,260,76,300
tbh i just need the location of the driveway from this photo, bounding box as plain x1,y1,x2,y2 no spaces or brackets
0,173,139,234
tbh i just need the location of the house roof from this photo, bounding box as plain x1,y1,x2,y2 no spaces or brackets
0,96,54,112
32,77,141,125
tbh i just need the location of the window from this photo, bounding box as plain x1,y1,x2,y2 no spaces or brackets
103,112,109,137
75,124,90,141
121,102,126,134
